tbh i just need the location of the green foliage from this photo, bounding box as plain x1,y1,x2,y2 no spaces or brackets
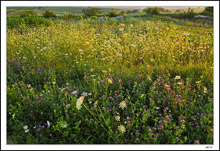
205,7,213,12
132,9,142,13
7,17,53,29
119,11,126,16
144,7,160,15
19,10,37,17
159,7,170,13
175,9,182,13
181,8,196,19
83,7,101,17
108,10,119,17
43,9,56,17
201,7,213,17
90,16,98,19
64,11,70,21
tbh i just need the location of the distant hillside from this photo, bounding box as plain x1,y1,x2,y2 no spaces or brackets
7,6,206,17
7,6,128,15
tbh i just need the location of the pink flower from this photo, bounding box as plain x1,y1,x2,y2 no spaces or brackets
148,129,152,132
195,140,199,144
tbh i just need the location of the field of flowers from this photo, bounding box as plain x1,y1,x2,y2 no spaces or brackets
7,19,213,144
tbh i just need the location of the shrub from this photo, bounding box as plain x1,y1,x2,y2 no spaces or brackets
144,7,160,15
64,11,70,21
43,9,56,18
201,7,213,16
109,10,118,17
83,7,101,17
119,11,126,16
182,8,195,19
19,10,37,17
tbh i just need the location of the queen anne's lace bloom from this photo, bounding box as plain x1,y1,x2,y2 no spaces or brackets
175,75,181,80
76,96,84,110
119,101,127,109
115,116,120,121
118,125,126,133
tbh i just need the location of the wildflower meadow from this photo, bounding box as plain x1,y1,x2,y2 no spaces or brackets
6,6,214,145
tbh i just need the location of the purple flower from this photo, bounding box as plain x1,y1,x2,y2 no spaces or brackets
49,133,52,137
148,129,152,132
176,137,179,140
9,104,12,107
154,135,157,138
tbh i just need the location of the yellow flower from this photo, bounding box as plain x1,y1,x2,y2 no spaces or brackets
108,79,113,84
93,101,98,107
119,101,127,109
130,24,133,27
118,125,126,133
164,84,170,87
115,116,120,121
177,82,182,85
76,96,84,110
